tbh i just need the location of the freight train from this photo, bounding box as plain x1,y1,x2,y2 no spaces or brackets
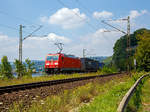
45,53,103,74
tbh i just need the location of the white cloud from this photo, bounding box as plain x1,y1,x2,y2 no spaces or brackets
29,33,71,43
47,33,71,43
0,34,18,61
0,33,72,61
93,11,113,19
129,10,148,19
106,9,148,32
0,34,8,40
66,28,122,57
41,8,87,29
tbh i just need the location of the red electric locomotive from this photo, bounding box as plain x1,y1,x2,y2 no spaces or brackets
45,53,81,73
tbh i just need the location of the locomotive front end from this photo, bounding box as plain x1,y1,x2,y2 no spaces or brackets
45,54,60,74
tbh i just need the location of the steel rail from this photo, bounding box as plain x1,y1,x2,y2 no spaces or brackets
117,73,150,112
0,73,121,95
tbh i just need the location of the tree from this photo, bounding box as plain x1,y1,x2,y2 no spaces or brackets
14,58,35,78
135,29,150,71
113,33,138,71
112,28,149,71
25,58,35,76
14,59,26,78
0,56,13,78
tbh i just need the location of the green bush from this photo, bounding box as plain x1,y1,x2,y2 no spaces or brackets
98,66,118,74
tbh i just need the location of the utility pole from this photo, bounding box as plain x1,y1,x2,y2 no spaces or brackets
18,25,42,76
83,49,86,58
101,16,131,74
127,16,130,74
19,25,23,63
19,25,42,63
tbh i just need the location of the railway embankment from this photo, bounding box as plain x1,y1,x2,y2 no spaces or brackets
0,72,113,87
0,73,124,111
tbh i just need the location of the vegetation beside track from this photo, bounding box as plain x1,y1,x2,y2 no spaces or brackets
9,73,127,112
0,66,118,87
0,73,96,87
138,78,150,112
78,72,149,112
125,73,150,112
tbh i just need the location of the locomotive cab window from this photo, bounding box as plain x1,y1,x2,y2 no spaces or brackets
61,57,64,60
47,55,59,61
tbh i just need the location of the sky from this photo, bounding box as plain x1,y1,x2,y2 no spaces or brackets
0,0,150,61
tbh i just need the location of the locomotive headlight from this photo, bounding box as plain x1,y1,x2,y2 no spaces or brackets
46,63,50,65
54,62,58,65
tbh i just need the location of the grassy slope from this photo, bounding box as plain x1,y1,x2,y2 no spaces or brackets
79,77,134,112
138,78,150,112
9,74,131,112
79,72,150,112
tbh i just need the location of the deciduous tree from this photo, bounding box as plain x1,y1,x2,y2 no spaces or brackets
0,56,13,78
136,29,150,71
25,58,35,76
14,59,26,78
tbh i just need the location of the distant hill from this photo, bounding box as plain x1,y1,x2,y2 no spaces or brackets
31,60,45,72
87,56,108,63
102,56,112,65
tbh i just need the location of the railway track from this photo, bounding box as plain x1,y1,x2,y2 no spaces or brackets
0,73,120,95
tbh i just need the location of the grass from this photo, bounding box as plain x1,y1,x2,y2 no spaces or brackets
0,72,101,87
0,65,119,87
78,77,134,112
0,69,119,87
78,72,149,112
138,78,150,112
9,73,131,112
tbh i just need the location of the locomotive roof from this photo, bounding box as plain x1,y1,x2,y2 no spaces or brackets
47,53,78,58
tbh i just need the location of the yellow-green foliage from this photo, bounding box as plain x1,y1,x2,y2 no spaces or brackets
97,66,118,74
0,56,13,79
136,29,150,71
0,72,100,87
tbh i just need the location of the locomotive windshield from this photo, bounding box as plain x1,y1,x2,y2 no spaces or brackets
47,55,59,61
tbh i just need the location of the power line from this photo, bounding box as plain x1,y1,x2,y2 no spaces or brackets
75,0,92,15
57,0,98,32
75,0,102,29
0,10,40,27
0,23,28,34
101,20,126,34
74,0,116,44
0,23,18,31
75,0,111,30
23,25,43,40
